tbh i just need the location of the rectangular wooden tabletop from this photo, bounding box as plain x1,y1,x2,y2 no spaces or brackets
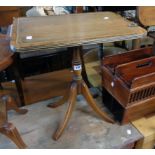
10,12,147,53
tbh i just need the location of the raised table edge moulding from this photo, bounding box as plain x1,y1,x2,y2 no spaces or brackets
10,12,146,53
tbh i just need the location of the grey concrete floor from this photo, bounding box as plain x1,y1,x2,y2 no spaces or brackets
0,94,142,149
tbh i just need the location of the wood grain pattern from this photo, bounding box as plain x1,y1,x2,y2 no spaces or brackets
0,97,7,126
0,122,27,148
132,113,155,148
0,34,26,106
102,47,154,107
0,7,21,27
0,34,13,71
122,97,155,124
115,56,155,87
102,86,155,124
1,69,72,106
102,47,155,123
137,6,155,27
10,12,146,53
102,47,153,73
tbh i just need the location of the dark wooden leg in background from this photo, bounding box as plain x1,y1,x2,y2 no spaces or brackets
98,43,104,59
0,83,3,90
12,54,25,107
13,67,25,107
132,39,141,49
0,95,27,148
148,32,155,55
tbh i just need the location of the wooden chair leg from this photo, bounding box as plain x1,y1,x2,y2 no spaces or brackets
47,91,69,108
0,96,7,126
6,96,28,114
12,54,25,107
0,96,27,148
132,39,141,49
81,81,115,123
0,122,27,149
98,43,104,59
53,82,77,140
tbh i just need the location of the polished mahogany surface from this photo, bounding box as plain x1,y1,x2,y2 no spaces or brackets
11,12,146,53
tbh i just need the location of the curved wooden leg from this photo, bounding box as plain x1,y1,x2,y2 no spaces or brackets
47,91,69,108
53,82,77,140
81,81,115,123
6,96,28,115
0,122,27,149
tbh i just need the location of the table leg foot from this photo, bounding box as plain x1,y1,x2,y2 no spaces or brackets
81,81,115,123
52,82,77,140
47,91,69,108
6,96,28,115
0,122,27,149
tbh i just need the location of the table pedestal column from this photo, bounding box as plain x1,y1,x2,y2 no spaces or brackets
48,46,114,140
